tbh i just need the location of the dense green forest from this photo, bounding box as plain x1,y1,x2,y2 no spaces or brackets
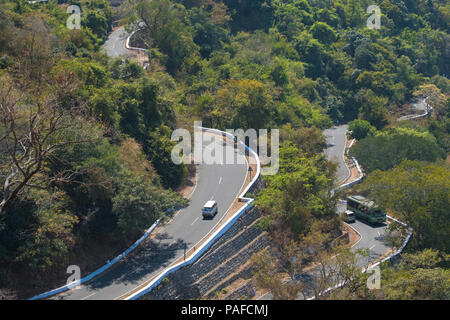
0,0,449,299
0,0,189,297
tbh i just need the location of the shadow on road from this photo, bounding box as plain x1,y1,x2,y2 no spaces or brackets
355,218,387,229
73,232,189,293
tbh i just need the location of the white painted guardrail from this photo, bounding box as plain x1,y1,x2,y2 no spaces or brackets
395,96,433,122
200,127,261,201
306,226,413,300
331,139,363,194
29,25,154,301
29,127,260,300
307,134,414,300
125,27,150,69
122,127,261,300
125,29,148,53
28,219,161,300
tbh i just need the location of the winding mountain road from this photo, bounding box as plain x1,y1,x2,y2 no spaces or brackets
258,125,390,300
396,97,431,122
52,134,248,300
57,26,390,300
326,125,390,267
325,125,389,263
324,125,351,185
45,26,252,300
103,26,131,58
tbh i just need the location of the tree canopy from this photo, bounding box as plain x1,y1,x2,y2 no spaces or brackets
350,127,445,172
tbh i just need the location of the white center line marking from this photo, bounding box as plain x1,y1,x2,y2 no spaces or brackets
369,245,376,250
219,177,222,184
191,217,199,226
81,292,96,300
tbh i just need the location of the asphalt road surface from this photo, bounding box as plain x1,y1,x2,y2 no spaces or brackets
52,134,248,300
258,125,390,300
323,124,350,185
100,27,389,300
396,97,430,121
336,202,389,268
47,28,249,301
349,220,390,267
258,214,390,300
103,26,132,58
327,126,389,270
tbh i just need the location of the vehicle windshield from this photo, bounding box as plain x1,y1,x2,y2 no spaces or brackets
372,209,384,217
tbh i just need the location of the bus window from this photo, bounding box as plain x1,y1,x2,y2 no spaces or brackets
373,209,384,217
347,199,358,209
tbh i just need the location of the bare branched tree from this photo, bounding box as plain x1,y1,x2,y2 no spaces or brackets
0,73,98,217
251,219,369,300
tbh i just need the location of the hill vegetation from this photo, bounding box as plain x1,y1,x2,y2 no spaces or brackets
0,0,448,299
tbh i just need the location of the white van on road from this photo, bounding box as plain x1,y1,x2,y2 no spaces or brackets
202,200,218,219
345,210,356,223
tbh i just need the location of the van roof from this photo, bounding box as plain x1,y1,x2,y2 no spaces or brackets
204,200,216,208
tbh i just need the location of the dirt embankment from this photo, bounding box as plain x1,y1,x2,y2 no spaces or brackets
341,137,363,185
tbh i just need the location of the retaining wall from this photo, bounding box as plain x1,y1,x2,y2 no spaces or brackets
124,126,262,299
140,207,268,300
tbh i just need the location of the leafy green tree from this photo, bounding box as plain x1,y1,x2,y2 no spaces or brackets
269,57,289,87
382,266,450,300
280,124,327,155
13,189,78,273
344,0,365,28
293,31,325,79
223,0,274,32
112,168,187,236
83,11,108,40
314,7,340,28
117,78,176,143
396,55,421,91
51,58,108,88
216,79,274,130
258,142,339,237
90,87,120,128
351,128,444,172
145,125,187,189
356,89,389,129
348,119,376,140
194,92,215,127
329,249,450,300
109,58,143,80
310,21,337,45
380,249,450,300
272,0,314,38
354,42,378,70
359,161,450,252
188,4,230,58
136,0,199,74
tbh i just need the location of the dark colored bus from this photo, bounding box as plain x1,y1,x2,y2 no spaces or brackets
346,195,386,224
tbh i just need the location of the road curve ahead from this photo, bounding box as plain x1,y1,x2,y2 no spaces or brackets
327,126,389,265
52,133,248,300
396,97,430,122
323,125,350,185
258,127,390,300
103,26,132,58
350,220,390,267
